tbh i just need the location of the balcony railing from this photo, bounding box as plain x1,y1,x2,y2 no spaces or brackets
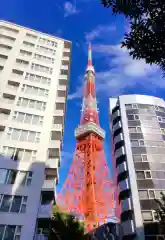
52,124,63,130
42,180,55,190
38,203,53,218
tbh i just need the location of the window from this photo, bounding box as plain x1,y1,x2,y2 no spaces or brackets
139,140,144,146
142,155,148,161
60,69,68,75
34,54,55,64
20,49,32,57
16,59,29,66
131,140,139,147
149,190,155,199
39,37,57,47
0,195,27,213
17,97,46,111
12,69,23,76
145,171,152,179
0,169,32,186
36,45,56,55
134,115,139,120
0,43,12,50
21,84,49,97
0,54,8,60
136,171,145,179
0,34,15,42
127,115,134,120
139,190,149,199
7,128,40,143
132,104,138,109
129,127,137,133
13,111,43,125
125,104,132,109
142,211,153,221
157,116,162,122
25,73,51,85
23,41,35,47
0,225,22,240
137,127,142,132
0,25,18,33
26,33,37,39
133,155,142,162
63,52,70,57
31,63,53,74
3,146,36,162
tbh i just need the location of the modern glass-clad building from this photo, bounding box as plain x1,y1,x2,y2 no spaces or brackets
109,95,165,240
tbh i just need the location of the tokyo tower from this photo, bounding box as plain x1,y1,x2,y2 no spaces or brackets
57,43,117,232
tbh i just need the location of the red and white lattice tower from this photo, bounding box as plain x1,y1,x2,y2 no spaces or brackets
57,43,118,232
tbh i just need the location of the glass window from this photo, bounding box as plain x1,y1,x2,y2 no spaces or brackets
36,101,42,110
137,127,142,132
11,129,20,140
145,171,152,179
20,130,28,141
10,196,22,213
0,169,8,184
127,115,134,120
132,104,138,109
139,140,144,146
17,172,27,186
28,132,35,142
24,114,32,124
142,155,148,161
7,171,17,184
4,225,16,240
23,150,32,162
0,195,12,212
136,171,145,179
134,115,139,120
139,190,148,199
133,155,142,162
131,140,139,147
17,113,25,122
32,115,39,125
0,225,5,239
29,99,35,108
142,211,153,221
129,127,136,133
149,190,155,199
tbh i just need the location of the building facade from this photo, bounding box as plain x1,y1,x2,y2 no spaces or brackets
0,20,71,240
110,95,165,240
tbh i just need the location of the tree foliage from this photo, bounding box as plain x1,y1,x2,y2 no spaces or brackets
49,205,86,240
155,192,165,225
101,0,165,72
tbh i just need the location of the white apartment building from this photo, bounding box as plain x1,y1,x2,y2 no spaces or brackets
0,20,71,240
110,95,165,240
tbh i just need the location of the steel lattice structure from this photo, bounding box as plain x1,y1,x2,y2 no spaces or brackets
57,44,119,232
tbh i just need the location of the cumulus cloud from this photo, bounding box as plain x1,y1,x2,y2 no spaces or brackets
85,24,116,42
64,2,79,17
68,43,163,100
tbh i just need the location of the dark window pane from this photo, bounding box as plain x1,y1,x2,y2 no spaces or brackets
136,171,145,179
10,196,22,213
4,225,15,240
0,195,12,212
0,225,5,239
127,115,134,120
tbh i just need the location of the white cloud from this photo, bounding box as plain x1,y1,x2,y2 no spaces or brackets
68,43,163,99
85,24,116,42
64,2,79,17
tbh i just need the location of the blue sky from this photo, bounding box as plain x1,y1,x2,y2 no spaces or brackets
1,0,164,193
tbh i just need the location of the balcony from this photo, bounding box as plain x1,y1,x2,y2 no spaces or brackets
59,74,68,80
61,65,68,70
62,56,70,61
64,48,70,52
57,85,67,91
0,58,7,65
5,84,18,95
1,95,15,109
56,97,66,103
52,124,63,131
38,203,53,218
0,29,17,38
42,180,55,191
53,109,64,116
0,38,14,46
46,158,58,169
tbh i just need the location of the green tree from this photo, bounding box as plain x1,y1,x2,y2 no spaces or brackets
101,0,165,73
155,192,165,225
49,206,86,240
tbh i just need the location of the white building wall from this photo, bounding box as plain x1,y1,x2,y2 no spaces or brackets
0,20,71,240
